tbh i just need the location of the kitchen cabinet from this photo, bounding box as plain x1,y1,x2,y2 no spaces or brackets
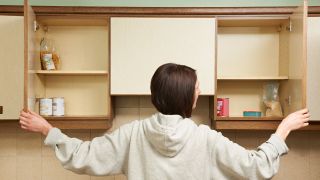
213,0,308,130
24,0,112,129
0,15,24,120
0,0,316,130
110,17,216,95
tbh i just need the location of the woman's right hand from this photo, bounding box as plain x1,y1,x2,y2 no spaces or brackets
275,108,310,141
19,110,53,136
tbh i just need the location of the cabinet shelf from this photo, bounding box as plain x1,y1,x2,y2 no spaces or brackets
214,118,320,131
217,76,289,80
43,115,110,121
42,115,112,129
216,116,283,121
33,70,108,76
214,119,281,130
218,16,289,27
37,16,109,26
213,116,283,130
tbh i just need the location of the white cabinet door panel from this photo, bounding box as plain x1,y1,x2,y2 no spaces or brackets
307,17,320,121
111,17,216,95
0,16,24,119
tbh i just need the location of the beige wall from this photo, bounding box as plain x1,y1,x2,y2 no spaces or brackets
0,96,319,180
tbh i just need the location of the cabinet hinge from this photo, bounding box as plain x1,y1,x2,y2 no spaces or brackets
33,20,39,32
286,20,292,32
285,96,292,106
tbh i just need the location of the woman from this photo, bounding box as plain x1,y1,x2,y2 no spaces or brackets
20,63,310,180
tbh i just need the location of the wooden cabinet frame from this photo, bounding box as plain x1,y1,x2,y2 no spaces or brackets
0,2,319,130
0,16,24,120
23,0,113,129
213,0,310,130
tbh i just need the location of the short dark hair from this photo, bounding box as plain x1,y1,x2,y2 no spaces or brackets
151,63,197,118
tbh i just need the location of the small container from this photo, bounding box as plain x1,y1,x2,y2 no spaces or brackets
217,98,229,117
40,98,52,116
243,111,262,117
40,37,56,70
42,53,55,70
52,97,64,116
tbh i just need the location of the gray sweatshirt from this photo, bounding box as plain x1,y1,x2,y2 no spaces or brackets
44,113,289,180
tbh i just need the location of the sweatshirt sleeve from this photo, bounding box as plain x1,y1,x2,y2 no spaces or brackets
208,130,289,180
44,121,136,176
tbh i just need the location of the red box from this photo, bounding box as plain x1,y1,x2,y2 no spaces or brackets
217,98,229,117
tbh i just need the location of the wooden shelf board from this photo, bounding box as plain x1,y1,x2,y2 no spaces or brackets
214,116,283,130
217,76,289,80
42,115,112,129
213,120,320,131
216,116,283,121
33,70,108,76
37,16,109,26
0,118,113,130
218,16,289,27
43,115,110,121
214,120,281,130
49,120,112,130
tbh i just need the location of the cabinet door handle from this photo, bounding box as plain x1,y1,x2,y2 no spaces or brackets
0,106,2,114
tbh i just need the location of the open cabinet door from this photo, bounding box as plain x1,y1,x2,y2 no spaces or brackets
307,17,320,121
0,16,24,119
285,0,308,115
24,0,37,112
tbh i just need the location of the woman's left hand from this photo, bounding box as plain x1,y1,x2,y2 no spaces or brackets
19,110,53,136
275,108,310,141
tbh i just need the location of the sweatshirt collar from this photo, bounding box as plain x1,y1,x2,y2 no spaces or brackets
158,113,184,127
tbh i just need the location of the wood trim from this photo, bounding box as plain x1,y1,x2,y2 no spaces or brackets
1,5,320,16
43,115,111,120
216,117,283,121
23,1,28,111
211,18,218,128
0,6,298,15
108,17,114,120
309,6,320,16
32,6,297,15
308,14,320,17
215,120,320,130
215,120,280,130
302,0,308,108
49,120,112,129
217,76,289,80
0,120,112,129
33,70,109,75
0,5,23,14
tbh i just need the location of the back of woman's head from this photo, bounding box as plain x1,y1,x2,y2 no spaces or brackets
151,63,197,118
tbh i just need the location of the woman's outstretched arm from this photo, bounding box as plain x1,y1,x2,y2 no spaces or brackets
209,108,310,179
19,110,134,176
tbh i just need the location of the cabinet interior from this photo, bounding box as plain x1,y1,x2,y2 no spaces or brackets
216,16,294,120
32,16,111,118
